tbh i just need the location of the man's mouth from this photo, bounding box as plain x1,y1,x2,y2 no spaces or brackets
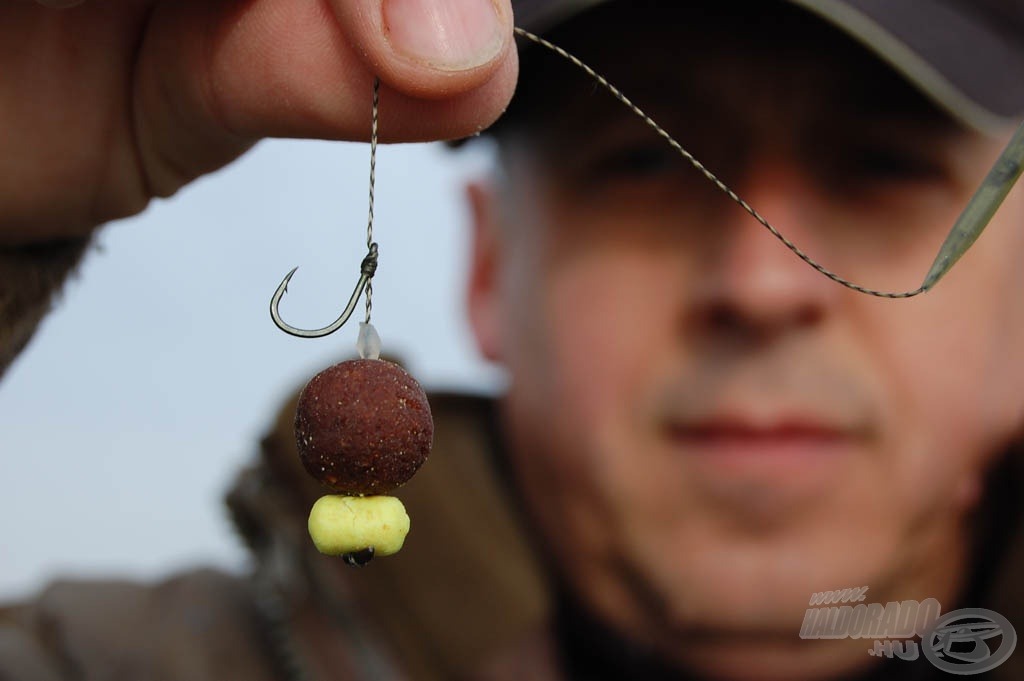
660,417,863,516
672,420,847,447
665,416,858,481
650,368,877,509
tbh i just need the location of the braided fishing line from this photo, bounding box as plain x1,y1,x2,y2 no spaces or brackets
513,27,1024,299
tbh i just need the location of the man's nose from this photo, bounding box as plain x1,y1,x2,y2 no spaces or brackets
689,155,838,337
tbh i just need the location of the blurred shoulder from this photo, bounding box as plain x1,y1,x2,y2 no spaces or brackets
0,568,278,681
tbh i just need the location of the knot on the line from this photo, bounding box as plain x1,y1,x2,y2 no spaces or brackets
361,243,379,278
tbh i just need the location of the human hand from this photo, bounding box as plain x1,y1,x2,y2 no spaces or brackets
0,0,517,244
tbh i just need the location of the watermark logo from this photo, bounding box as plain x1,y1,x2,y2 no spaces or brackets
922,608,1017,675
800,588,1017,675
800,588,941,642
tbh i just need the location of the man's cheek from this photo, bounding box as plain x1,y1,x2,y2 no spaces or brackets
855,302,1002,486
878,343,1005,513
542,274,649,420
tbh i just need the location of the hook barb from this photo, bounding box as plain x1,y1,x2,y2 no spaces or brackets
270,244,378,339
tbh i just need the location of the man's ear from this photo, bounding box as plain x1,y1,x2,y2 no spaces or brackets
465,180,505,363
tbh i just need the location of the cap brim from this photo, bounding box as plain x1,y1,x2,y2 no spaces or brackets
511,0,1024,133
792,0,1024,132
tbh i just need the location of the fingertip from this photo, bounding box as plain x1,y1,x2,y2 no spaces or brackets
382,0,508,72
332,0,516,100
373,44,519,143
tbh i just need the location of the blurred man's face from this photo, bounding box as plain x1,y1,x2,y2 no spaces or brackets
467,5,1024,680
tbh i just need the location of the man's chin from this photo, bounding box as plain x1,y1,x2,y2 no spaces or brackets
628,530,894,614
610,535,907,679
669,637,877,681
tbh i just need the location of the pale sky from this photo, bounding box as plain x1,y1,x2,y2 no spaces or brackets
0,138,502,600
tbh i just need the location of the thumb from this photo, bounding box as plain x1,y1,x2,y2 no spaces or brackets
333,0,514,99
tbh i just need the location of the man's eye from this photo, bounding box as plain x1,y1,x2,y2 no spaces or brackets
837,146,945,183
588,144,678,180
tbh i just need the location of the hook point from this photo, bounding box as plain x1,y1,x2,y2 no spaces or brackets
282,267,299,293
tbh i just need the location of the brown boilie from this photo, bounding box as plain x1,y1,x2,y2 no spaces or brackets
295,359,433,496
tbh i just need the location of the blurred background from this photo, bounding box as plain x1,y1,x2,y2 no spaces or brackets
0,137,502,600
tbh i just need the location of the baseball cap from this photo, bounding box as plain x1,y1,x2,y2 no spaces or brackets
506,0,1024,134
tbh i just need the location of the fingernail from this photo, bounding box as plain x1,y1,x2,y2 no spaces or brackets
383,0,504,71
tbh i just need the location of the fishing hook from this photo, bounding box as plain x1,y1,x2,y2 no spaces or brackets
270,243,378,338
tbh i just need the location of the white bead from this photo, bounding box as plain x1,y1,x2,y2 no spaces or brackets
357,321,382,360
